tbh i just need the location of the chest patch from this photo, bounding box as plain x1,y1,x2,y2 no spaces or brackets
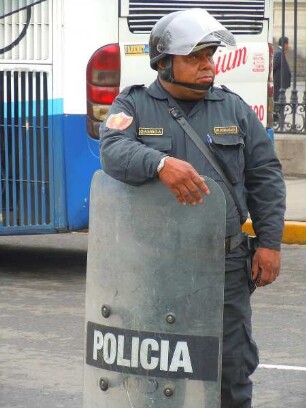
138,128,164,136
213,126,238,135
106,112,133,131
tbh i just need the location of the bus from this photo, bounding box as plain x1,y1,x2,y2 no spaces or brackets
87,0,274,138
0,0,274,236
0,0,103,235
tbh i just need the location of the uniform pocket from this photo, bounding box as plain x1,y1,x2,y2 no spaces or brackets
139,136,172,153
208,134,245,184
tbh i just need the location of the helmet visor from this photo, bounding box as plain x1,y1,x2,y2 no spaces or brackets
157,8,236,55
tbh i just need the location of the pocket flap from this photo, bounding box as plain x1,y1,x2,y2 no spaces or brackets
140,136,172,152
211,134,244,147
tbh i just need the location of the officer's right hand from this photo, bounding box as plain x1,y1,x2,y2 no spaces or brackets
158,157,210,205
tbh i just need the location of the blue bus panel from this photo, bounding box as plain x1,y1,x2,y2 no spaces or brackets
0,69,100,235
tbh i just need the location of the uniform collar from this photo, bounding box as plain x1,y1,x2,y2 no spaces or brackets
147,78,224,101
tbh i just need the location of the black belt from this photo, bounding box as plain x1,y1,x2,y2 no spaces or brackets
225,232,244,255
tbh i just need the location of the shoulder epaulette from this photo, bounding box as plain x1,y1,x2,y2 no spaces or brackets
221,84,235,94
220,84,247,104
121,84,145,96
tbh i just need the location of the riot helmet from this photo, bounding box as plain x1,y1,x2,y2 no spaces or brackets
149,8,236,90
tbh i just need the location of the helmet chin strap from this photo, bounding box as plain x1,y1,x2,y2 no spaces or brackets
170,78,213,91
159,56,213,91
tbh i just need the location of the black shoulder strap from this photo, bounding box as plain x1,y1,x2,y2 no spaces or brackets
169,106,244,224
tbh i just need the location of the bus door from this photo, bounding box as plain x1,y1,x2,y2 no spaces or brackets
0,0,67,235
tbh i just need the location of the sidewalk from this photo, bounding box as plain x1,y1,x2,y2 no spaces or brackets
243,177,306,244
285,177,306,221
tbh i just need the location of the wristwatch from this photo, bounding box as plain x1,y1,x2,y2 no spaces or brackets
157,156,170,174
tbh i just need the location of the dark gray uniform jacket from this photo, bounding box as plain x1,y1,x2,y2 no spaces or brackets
100,79,286,250
273,46,291,90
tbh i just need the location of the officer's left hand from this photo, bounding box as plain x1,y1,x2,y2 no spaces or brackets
252,247,281,287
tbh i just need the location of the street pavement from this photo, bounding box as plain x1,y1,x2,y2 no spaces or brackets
0,175,305,407
251,243,306,407
0,232,305,408
251,176,306,406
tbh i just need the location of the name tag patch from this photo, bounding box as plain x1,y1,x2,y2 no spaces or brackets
213,126,238,135
139,128,164,136
86,321,219,381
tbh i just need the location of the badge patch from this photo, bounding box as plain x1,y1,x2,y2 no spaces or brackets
213,126,238,135
106,112,133,131
138,128,163,136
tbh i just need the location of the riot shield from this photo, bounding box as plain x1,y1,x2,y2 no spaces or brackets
83,171,226,408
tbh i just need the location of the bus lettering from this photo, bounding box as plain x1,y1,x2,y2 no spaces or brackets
251,105,265,121
215,47,248,75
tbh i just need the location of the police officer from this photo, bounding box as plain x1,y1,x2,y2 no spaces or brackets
100,8,286,408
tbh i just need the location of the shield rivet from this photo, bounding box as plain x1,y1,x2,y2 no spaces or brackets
164,387,174,397
99,378,108,391
101,305,111,318
165,313,176,324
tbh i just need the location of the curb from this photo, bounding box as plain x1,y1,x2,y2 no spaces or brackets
242,220,306,245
